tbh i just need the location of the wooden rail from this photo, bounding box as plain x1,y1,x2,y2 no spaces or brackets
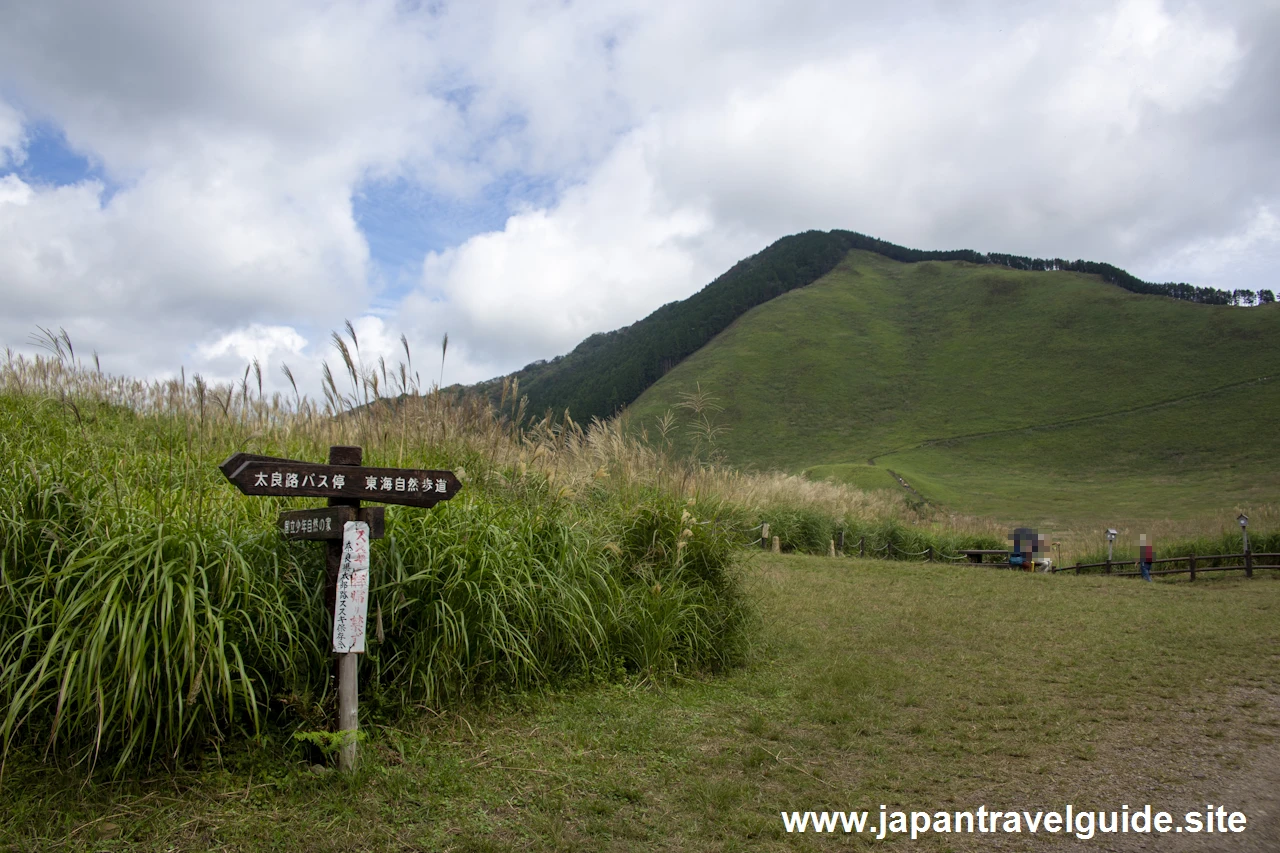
1053,552,1280,580
957,549,1049,570
959,549,1009,563
761,532,1275,584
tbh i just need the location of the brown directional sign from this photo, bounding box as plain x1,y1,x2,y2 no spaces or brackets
279,506,386,541
219,453,462,507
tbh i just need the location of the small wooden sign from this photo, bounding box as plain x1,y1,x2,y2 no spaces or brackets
219,445,455,774
219,453,461,507
333,521,371,654
278,506,386,540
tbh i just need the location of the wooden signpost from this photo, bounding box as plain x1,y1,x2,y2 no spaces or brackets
220,446,461,773
220,452,460,506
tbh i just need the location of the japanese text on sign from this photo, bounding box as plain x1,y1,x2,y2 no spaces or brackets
250,469,449,493
357,474,448,493
256,471,347,490
283,516,333,535
333,521,371,654
219,453,462,508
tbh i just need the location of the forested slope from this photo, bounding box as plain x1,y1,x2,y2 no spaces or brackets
470,230,1251,424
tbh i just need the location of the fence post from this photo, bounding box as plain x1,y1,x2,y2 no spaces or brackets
828,539,836,558
761,523,770,550
1245,547,1253,579
887,541,894,560
772,536,781,554
1104,558,1111,575
1075,561,1081,575
926,545,933,562
836,530,845,554
1189,553,1196,583
859,536,865,558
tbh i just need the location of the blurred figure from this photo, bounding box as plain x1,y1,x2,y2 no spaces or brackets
1008,527,1050,572
1138,534,1154,582
1036,534,1054,571
1008,527,1030,569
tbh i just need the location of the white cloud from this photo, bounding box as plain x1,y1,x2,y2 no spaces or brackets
197,324,308,364
0,99,24,167
189,315,421,403
1140,205,1280,291
397,0,1268,384
649,0,1245,253
406,130,760,378
0,1,452,178
0,0,1276,399
0,173,32,205
0,155,371,381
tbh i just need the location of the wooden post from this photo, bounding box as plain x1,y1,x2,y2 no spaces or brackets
327,445,362,774
887,540,894,560
218,447,461,774
828,539,836,558
1075,561,1081,575
859,536,865,558
337,652,359,770
1245,547,1253,579
1104,558,1111,575
836,530,845,553
1189,553,1196,582
926,545,933,562
772,536,781,554
761,523,770,550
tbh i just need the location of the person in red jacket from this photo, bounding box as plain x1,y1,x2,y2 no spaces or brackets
1138,534,1154,582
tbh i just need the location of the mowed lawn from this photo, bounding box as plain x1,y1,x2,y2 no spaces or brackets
5,555,1279,852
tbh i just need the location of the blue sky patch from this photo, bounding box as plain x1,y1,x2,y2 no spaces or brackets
2,120,120,203
354,169,562,301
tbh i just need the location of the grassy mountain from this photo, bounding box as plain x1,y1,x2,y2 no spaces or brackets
472,230,858,420
476,230,1228,424
625,250,1280,525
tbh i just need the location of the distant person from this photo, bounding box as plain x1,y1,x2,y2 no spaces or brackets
1007,527,1037,571
1138,534,1153,582
1008,528,1024,569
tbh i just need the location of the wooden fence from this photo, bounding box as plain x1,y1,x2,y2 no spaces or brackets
1052,552,1280,580
749,525,1277,582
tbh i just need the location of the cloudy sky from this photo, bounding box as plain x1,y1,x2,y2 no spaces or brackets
1,0,1277,398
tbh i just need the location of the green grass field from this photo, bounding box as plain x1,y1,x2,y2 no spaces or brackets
626,250,1280,524
6,553,1278,851
881,377,1280,526
8,313,1279,851
799,463,903,493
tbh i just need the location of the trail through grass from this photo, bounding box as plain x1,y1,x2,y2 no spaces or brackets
5,553,1277,851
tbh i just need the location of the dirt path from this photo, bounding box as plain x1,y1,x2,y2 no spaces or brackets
934,688,1280,853
1110,691,1280,852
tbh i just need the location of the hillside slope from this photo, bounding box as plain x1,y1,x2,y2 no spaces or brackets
473,230,859,420
625,250,1280,523
472,230,1228,424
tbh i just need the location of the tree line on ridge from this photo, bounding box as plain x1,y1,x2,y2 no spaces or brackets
470,229,1273,424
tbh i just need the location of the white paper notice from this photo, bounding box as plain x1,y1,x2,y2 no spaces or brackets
333,520,371,653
